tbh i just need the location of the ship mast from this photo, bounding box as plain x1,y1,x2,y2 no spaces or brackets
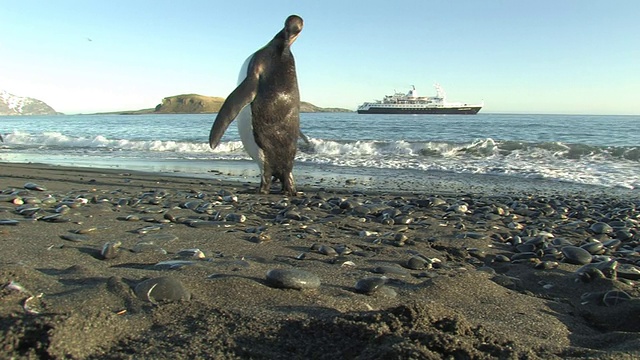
434,83,446,99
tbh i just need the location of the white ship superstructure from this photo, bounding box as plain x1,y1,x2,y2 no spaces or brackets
357,84,482,115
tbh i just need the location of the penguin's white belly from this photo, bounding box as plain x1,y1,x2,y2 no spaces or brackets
236,55,264,169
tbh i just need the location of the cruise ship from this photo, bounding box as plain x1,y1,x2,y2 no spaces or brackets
357,84,483,115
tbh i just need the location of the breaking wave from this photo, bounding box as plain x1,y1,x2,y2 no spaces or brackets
5,131,638,161
2,131,639,189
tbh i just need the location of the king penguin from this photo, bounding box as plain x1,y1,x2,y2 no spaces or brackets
209,15,303,196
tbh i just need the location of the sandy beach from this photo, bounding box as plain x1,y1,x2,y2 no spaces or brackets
1,161,639,359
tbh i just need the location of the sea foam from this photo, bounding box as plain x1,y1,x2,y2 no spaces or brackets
2,130,639,189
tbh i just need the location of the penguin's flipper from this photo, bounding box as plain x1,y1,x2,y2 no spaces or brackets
209,76,258,149
298,130,310,145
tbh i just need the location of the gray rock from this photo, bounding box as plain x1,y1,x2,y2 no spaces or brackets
354,276,395,296
24,182,46,191
580,240,604,255
0,219,19,226
616,263,640,280
590,222,613,235
134,276,191,303
372,265,410,278
561,246,592,265
404,255,431,270
100,241,121,260
153,260,196,270
266,268,321,290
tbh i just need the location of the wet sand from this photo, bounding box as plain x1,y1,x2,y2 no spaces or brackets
1,161,639,359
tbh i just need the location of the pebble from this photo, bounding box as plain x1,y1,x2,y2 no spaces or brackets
163,212,178,223
24,182,46,191
580,240,604,255
354,276,395,297
250,233,272,244
341,260,356,268
75,227,99,234
616,263,640,280
534,261,559,270
551,238,573,247
187,220,226,228
265,268,321,290
100,241,121,260
590,222,613,235
134,276,191,303
576,260,618,282
41,214,71,223
515,243,536,253
426,197,447,207
17,206,40,217
41,196,57,205
135,225,164,234
223,195,238,203
614,230,632,241
372,265,410,278
176,248,206,259
561,246,592,265
317,245,337,256
494,254,511,263
359,230,378,237
60,233,90,242
124,215,141,221
447,204,468,213
153,260,197,270
404,255,431,270
284,209,302,220
334,244,353,255
225,213,247,223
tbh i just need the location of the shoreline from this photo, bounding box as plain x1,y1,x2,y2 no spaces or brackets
2,159,637,198
1,161,639,358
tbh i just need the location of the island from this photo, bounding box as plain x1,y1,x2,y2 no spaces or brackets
106,94,352,115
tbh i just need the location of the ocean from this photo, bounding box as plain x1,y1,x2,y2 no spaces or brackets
1,113,639,192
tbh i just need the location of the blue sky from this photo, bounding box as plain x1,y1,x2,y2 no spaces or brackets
1,1,639,115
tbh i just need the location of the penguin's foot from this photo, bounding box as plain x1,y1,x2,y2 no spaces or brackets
258,172,296,195
258,182,271,194
282,172,296,196
259,173,272,194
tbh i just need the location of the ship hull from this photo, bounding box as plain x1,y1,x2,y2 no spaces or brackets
357,106,482,115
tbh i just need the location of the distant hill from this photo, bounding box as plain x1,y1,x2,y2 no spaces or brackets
299,101,350,113
0,90,59,115
154,94,226,114
111,94,352,115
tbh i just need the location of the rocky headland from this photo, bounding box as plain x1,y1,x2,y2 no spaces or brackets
111,94,352,115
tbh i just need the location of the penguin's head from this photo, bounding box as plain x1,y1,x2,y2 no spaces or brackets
284,15,303,45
